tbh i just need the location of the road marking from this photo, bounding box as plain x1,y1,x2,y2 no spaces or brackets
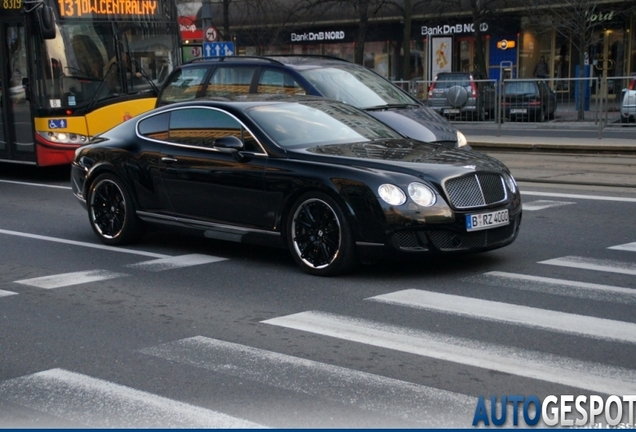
465,271,636,305
14,270,128,289
0,229,170,258
0,289,18,297
126,254,227,271
539,256,636,276
262,311,636,395
367,289,636,344
522,191,636,203
0,179,71,190
140,336,477,427
0,368,263,428
609,242,636,252
522,200,575,211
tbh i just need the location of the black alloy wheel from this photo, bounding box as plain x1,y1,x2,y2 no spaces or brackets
88,173,144,245
287,192,357,276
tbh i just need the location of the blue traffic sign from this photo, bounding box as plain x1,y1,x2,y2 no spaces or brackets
203,42,235,57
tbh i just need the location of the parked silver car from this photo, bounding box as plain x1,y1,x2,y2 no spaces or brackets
620,78,635,124
427,71,496,121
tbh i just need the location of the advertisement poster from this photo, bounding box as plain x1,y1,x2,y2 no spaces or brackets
431,37,452,77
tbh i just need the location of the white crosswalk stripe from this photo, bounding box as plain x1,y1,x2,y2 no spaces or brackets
463,271,636,305
522,200,576,211
366,289,636,344
140,336,476,427
609,242,636,252
14,270,129,289
0,289,17,297
262,311,636,395
125,254,227,271
0,368,263,428
539,256,636,276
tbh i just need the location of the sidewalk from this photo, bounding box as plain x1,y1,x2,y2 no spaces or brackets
467,134,636,153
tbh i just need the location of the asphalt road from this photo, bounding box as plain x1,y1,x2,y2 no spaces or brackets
0,157,635,428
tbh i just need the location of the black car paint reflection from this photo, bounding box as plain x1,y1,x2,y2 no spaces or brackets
71,96,522,276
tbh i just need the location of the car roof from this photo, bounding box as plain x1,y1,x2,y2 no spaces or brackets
176,54,354,71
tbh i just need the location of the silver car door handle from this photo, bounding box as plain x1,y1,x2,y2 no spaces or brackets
161,156,178,162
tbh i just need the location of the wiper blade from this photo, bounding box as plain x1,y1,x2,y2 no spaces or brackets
364,103,420,111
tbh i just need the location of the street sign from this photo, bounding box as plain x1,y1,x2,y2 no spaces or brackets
203,42,235,57
204,26,218,42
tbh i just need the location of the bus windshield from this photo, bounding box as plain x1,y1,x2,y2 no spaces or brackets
36,21,177,112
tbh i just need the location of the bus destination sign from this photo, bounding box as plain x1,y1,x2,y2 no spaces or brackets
57,0,159,17
1,0,22,10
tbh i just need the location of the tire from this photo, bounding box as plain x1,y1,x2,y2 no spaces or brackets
87,172,145,245
286,192,357,276
535,107,545,122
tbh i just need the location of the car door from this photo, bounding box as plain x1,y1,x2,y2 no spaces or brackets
155,106,271,229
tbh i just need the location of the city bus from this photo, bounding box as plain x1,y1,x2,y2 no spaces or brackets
0,0,180,166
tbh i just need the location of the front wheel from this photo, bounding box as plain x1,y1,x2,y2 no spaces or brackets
87,173,145,245
286,192,357,276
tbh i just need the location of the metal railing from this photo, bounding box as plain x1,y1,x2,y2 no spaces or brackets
393,75,635,136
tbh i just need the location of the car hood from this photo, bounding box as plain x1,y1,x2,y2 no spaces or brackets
366,105,459,144
294,139,508,180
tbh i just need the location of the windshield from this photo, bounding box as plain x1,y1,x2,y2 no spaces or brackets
299,65,417,109
246,100,403,148
33,22,178,111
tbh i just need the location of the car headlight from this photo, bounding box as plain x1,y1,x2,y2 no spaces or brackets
456,131,468,148
503,172,517,193
408,182,437,207
378,184,406,206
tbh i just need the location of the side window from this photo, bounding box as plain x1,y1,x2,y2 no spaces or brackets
157,67,208,104
138,112,170,140
167,107,260,152
205,66,256,97
257,70,306,95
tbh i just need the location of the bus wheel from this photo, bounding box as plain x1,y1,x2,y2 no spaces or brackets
87,173,144,245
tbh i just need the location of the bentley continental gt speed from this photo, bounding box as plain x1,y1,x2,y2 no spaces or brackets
71,95,522,276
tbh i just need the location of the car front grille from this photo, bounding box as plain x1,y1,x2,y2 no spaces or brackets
443,173,506,209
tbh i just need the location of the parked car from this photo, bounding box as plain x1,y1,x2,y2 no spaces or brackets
71,95,522,276
620,78,636,124
156,55,469,149
502,80,556,122
426,71,496,121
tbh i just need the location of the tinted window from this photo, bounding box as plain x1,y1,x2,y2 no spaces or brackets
504,82,538,95
158,67,208,103
168,107,259,151
299,65,415,109
257,70,306,95
246,100,402,148
433,74,470,88
138,112,170,140
205,66,256,97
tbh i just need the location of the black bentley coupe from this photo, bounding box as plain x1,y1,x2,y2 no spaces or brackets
71,95,522,276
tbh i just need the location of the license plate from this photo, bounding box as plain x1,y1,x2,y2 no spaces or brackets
510,108,527,114
466,209,509,231
444,108,460,114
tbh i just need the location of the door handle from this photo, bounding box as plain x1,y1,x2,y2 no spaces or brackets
161,156,177,162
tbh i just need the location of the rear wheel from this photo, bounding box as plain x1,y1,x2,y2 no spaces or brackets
286,192,357,276
87,173,145,245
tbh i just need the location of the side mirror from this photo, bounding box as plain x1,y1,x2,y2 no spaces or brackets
214,135,245,161
215,135,244,150
38,5,56,40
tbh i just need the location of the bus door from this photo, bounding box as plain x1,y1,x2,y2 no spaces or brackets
0,19,35,164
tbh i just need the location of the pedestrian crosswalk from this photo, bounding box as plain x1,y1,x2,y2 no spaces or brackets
1,196,635,427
